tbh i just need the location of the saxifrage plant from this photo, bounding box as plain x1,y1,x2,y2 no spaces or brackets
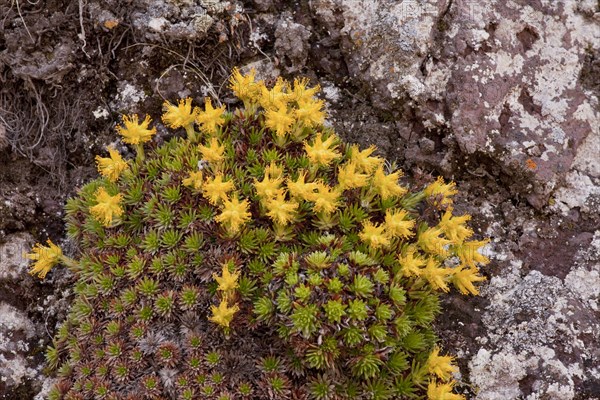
28,68,488,400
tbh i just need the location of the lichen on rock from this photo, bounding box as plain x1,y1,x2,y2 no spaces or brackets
470,232,600,400
311,0,600,210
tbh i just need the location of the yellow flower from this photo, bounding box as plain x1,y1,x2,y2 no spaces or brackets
312,183,341,215
95,147,129,182
265,192,299,226
295,98,325,128
202,174,234,205
424,177,458,207
265,105,295,138
182,171,204,191
259,77,290,110
264,162,284,179
287,171,319,201
229,67,262,104
359,220,390,249
398,247,427,277
453,239,490,268
452,265,486,295
427,347,458,381
161,97,198,129
438,208,473,243
89,187,124,227
215,196,251,234
213,263,240,293
198,137,225,164
196,98,226,135
116,114,156,145
254,171,283,201
427,381,464,400
26,240,63,279
304,132,341,166
350,144,383,173
290,77,320,103
372,166,407,200
420,258,454,292
384,209,415,239
208,299,240,328
418,227,452,257
337,162,369,190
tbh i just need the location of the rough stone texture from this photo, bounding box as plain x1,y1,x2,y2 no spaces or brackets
274,12,312,72
0,233,34,281
0,234,44,398
317,0,600,210
553,125,600,214
470,232,600,400
0,303,41,394
443,1,599,210
89,0,232,42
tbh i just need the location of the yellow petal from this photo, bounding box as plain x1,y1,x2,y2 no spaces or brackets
116,114,156,145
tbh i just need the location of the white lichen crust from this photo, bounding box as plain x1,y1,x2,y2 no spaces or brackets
470,232,600,399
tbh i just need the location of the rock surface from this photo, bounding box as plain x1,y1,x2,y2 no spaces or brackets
323,0,600,210
470,245,600,399
0,234,43,396
89,0,232,42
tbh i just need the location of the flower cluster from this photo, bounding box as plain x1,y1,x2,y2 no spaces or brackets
209,262,241,329
26,240,64,279
31,69,488,400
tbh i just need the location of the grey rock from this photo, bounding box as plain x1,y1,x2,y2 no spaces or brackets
0,233,34,281
0,303,41,392
88,0,233,43
274,13,312,73
469,231,600,399
312,0,599,211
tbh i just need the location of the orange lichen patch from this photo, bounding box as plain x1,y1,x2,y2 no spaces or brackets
526,158,537,170
103,20,119,30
